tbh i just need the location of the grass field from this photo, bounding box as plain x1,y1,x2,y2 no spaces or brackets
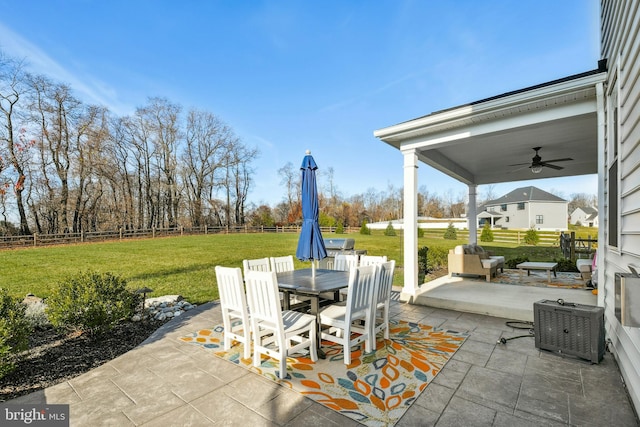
0,232,573,305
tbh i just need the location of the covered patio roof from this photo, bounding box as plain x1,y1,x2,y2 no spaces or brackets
374,65,607,185
373,63,607,296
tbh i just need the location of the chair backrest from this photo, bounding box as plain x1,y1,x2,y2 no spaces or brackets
244,270,283,329
345,264,378,320
360,255,388,267
270,255,295,273
215,266,248,315
333,254,359,271
375,260,396,307
242,257,271,275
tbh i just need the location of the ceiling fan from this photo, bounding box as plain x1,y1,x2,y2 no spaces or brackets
509,147,573,174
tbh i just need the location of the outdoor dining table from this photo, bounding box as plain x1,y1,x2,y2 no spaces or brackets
276,268,350,358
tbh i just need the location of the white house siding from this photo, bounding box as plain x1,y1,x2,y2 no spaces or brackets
484,201,567,230
569,207,598,226
601,0,640,412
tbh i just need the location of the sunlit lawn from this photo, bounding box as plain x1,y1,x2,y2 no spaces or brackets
0,232,569,305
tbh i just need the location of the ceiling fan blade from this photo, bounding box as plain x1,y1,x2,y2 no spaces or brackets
541,157,573,163
508,164,531,173
508,162,531,167
541,163,564,170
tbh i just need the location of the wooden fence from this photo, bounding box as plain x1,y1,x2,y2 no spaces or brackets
420,228,563,246
559,231,598,260
0,225,592,251
0,225,361,249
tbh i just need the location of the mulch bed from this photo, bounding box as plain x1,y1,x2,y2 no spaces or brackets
0,318,168,402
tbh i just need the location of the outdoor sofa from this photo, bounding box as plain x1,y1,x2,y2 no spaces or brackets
447,244,504,282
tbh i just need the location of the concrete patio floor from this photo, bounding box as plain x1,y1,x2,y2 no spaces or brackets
411,273,597,322
7,282,637,426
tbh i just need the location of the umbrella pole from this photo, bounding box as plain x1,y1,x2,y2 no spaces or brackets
312,260,316,277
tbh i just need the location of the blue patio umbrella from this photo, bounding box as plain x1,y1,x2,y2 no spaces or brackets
295,150,327,276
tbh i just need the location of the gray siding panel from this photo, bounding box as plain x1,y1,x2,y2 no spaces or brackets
602,0,640,413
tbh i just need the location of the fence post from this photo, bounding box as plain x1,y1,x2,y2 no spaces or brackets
81,230,85,243
180,226,184,236
119,228,123,240
152,226,156,238
570,231,576,260
33,233,37,247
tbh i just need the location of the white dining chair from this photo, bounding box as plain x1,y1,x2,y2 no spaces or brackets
333,254,359,271
244,270,318,379
215,266,252,360
242,257,271,274
368,260,396,350
269,255,295,273
335,254,361,300
319,264,378,365
359,255,388,266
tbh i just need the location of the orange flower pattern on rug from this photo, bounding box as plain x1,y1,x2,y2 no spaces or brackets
180,319,468,427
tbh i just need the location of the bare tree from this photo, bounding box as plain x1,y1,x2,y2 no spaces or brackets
0,54,32,234
182,109,233,227
278,161,299,224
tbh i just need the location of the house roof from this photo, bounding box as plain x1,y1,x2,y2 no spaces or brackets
573,206,598,216
373,65,607,186
484,186,566,205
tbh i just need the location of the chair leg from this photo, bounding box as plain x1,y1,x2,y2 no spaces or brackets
344,344,351,365
278,353,287,379
242,334,251,360
309,326,318,362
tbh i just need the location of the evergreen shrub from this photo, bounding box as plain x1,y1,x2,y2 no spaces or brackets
443,223,457,240
0,289,32,380
46,271,139,335
480,222,494,242
384,222,396,236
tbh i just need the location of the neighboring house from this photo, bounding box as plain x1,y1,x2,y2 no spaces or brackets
569,206,598,227
374,0,640,413
479,186,567,231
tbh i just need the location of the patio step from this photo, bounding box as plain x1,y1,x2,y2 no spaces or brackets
410,277,597,322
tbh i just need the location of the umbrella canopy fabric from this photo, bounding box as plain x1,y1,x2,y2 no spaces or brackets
295,152,328,263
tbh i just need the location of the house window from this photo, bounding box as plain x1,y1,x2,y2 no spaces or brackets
608,79,619,248
517,203,525,210
536,215,543,224
505,217,509,223
500,204,507,211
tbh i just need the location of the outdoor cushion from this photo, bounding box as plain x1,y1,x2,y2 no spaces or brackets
480,258,499,269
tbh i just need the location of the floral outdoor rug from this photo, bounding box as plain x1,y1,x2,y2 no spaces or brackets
180,319,468,427
487,268,586,289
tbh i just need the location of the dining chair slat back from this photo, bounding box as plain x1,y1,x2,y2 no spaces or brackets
333,254,359,271
244,270,318,379
370,260,396,349
319,264,379,365
214,266,252,359
359,255,388,266
242,257,271,275
270,255,295,273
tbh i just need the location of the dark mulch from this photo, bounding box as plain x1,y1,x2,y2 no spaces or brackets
0,319,168,402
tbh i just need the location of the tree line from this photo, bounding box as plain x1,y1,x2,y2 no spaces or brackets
1,51,598,236
1,53,257,235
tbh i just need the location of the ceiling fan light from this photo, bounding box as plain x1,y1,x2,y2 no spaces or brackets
531,164,543,174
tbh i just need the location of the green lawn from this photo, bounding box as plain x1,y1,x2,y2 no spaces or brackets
0,232,568,305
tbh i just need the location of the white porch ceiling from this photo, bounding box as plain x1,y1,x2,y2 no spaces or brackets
374,70,607,186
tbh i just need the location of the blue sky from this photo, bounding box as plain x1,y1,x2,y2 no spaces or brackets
0,0,600,207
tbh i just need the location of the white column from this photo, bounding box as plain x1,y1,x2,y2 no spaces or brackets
595,81,606,308
468,184,477,244
402,149,419,296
